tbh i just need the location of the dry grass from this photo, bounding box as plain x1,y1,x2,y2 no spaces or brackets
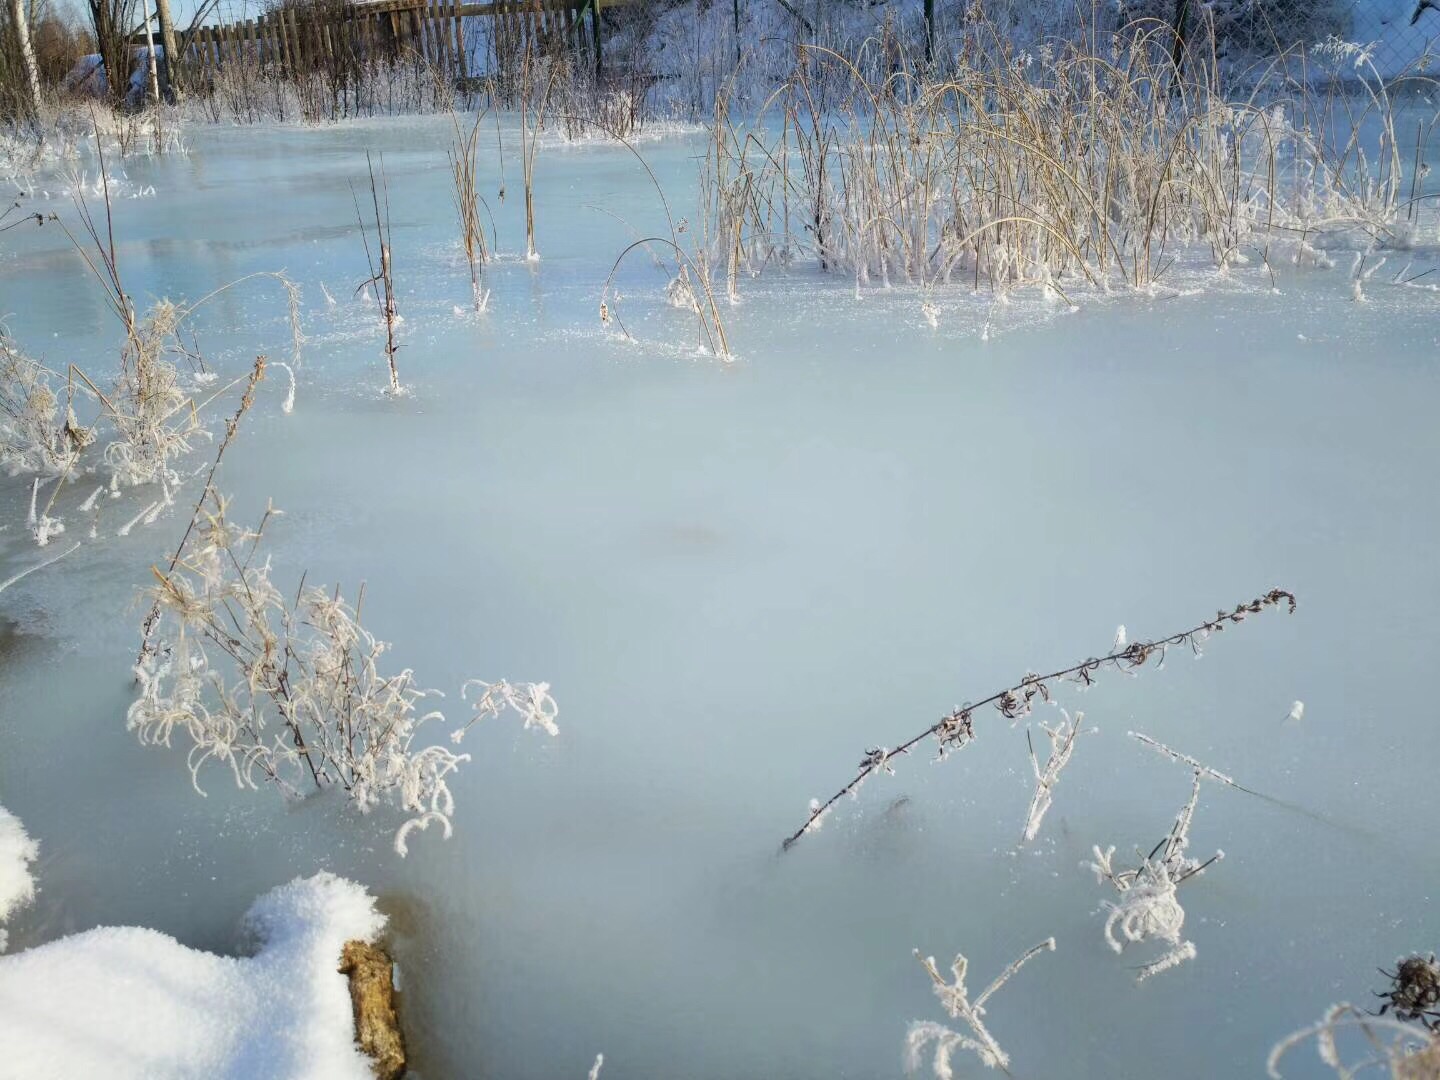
696,22,1438,307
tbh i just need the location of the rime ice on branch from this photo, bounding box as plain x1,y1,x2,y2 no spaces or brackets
783,589,1296,850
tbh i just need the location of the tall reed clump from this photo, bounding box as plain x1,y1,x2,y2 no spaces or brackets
354,151,402,393
696,21,1438,308
448,108,492,313
590,119,733,360
518,47,562,263
129,489,559,856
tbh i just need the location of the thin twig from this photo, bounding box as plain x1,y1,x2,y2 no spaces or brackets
782,588,1296,850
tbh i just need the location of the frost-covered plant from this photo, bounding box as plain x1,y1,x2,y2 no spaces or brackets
785,588,1296,849
1020,708,1092,844
128,492,558,854
1268,1003,1439,1078
699,21,1437,306
353,152,402,394
0,331,90,478
1086,770,1222,981
101,297,202,489
449,108,494,314
597,123,732,360
906,938,1055,1076
0,150,302,548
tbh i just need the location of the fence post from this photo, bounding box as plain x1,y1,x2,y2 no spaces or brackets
454,0,468,79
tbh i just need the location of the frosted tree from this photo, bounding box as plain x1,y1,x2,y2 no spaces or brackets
905,938,1055,1076
129,492,558,856
1086,770,1222,981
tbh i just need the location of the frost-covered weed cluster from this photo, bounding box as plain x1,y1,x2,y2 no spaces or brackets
0,179,300,548
776,591,1300,1074
130,493,558,855
1087,770,1222,981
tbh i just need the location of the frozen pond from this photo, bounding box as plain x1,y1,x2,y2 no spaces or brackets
2,116,1439,1078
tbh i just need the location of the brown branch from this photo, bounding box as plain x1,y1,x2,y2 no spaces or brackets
780,588,1297,851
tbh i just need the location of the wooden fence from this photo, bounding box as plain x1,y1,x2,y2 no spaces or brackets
150,0,632,88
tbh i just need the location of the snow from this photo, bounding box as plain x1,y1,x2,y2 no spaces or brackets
0,872,385,1080
0,805,38,953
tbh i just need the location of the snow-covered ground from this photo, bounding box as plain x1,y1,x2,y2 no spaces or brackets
0,871,384,1080
0,805,38,954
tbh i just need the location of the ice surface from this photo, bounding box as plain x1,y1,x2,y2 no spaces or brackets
0,116,1437,1078
0,872,384,1080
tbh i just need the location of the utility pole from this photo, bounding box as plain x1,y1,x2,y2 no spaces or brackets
7,0,43,117
153,0,181,98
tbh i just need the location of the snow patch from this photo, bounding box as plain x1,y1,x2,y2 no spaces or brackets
0,805,38,953
0,872,386,1080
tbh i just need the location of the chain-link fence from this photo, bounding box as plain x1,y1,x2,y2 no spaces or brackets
1342,0,1439,77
